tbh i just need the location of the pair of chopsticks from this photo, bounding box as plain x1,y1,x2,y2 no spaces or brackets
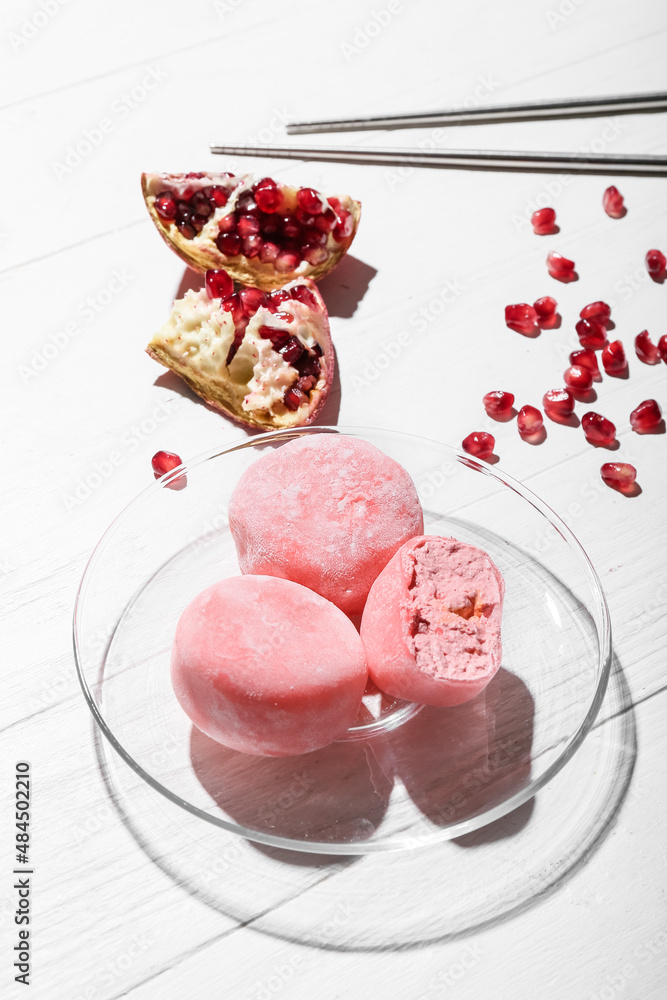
211,91,667,175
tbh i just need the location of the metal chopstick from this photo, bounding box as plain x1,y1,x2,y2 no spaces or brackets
209,143,667,176
285,91,667,133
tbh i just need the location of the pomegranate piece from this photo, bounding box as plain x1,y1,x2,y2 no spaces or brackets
531,207,557,235
646,249,666,282
600,462,637,492
635,330,660,365
146,278,334,430
580,301,611,323
142,171,361,289
582,412,616,447
542,388,575,421
570,349,601,379
576,318,607,350
505,303,538,335
151,450,182,478
533,296,558,327
517,405,544,437
462,432,495,459
630,398,663,433
601,340,627,376
546,250,576,282
483,390,515,419
564,365,593,392
602,185,625,219
205,268,234,300
659,335,667,363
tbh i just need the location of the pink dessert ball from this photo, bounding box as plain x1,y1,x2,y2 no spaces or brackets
228,434,424,616
360,536,504,707
171,575,368,756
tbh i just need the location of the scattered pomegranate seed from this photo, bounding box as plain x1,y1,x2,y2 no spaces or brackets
630,398,663,432
635,330,660,365
533,296,558,327
570,349,601,379
546,250,576,282
483,390,515,419
155,191,177,221
600,462,637,492
205,269,234,300
658,335,667,363
151,450,182,478
601,340,627,376
462,432,495,459
580,301,611,323
517,405,544,437
564,365,593,392
542,388,575,421
576,318,607,350
531,207,557,235
582,412,616,447
505,303,538,335
253,178,283,213
646,249,666,282
602,186,625,219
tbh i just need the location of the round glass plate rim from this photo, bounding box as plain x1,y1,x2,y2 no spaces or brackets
73,425,613,854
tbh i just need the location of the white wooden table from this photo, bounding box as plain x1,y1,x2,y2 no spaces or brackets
3,0,667,996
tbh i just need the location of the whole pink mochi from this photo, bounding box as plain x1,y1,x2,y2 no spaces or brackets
361,536,505,707
228,434,424,616
171,575,368,756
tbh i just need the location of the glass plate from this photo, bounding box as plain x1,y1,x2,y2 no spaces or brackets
73,426,611,854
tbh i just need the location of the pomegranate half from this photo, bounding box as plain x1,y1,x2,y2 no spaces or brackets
146,276,334,430
142,171,361,290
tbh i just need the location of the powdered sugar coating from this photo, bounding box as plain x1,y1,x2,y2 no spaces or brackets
228,435,424,616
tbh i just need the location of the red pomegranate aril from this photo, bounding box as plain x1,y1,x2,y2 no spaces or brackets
630,398,662,432
283,386,305,411
155,192,177,221
505,303,538,335
216,232,242,256
179,222,197,240
297,187,324,215
315,208,337,232
646,249,666,281
217,212,238,234
546,250,576,281
302,225,327,246
237,215,260,238
483,390,515,418
253,178,283,214
226,330,246,366
576,318,607,350
601,462,637,492
462,432,495,459
531,207,556,235
276,251,301,273
295,209,317,227
580,301,611,323
221,292,244,324
238,287,267,315
259,242,280,264
236,192,259,216
582,412,616,447
289,284,318,309
564,365,593,391
601,340,627,376
205,269,234,300
333,209,353,242
278,336,305,366
258,326,290,350
191,190,212,215
659,335,667,363
296,375,317,393
517,405,544,436
267,288,291,310
603,185,625,219
281,216,301,240
207,185,229,208
570,349,601,379
543,388,575,420
152,450,182,478
302,244,330,266
243,235,262,258
635,330,660,365
533,296,558,325
296,352,321,378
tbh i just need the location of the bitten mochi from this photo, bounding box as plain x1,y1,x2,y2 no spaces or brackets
228,434,424,616
171,576,368,756
361,536,504,707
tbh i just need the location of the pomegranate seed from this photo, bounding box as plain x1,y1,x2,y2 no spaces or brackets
221,292,244,324
659,335,667,363
582,412,616,447
278,336,305,366
533,296,558,327
302,225,327,246
237,215,260,238
296,375,317,393
580,301,611,323
328,197,341,212
236,192,259,216
253,178,283,213
546,250,576,282
283,386,305,411
226,330,246,366
243,235,262,258
206,185,229,208
315,208,337,232
483,390,515,419
290,284,318,309
646,249,666,282
178,223,196,240
600,462,637,492
630,398,663,432
543,388,575,421
635,330,659,365
297,187,324,215
517,405,544,436
205,269,234,300
151,450,182,478
564,365,593,392
281,216,302,240
302,244,330,266
258,326,290,350
531,207,557,235
190,191,212,218
216,232,242,256
505,303,538,335
601,340,627,376
295,209,317,227
570,349,601,379
259,241,280,264
462,432,495,459
333,209,353,242
217,212,238,234
296,351,321,378
155,191,177,221
267,288,291,310
576,318,607,350
276,251,301,273
238,287,267,315
602,185,625,219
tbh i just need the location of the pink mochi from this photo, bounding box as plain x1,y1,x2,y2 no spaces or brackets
171,575,368,756
228,434,424,616
361,536,504,707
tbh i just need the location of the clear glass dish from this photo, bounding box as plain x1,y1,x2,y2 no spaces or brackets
73,426,612,854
